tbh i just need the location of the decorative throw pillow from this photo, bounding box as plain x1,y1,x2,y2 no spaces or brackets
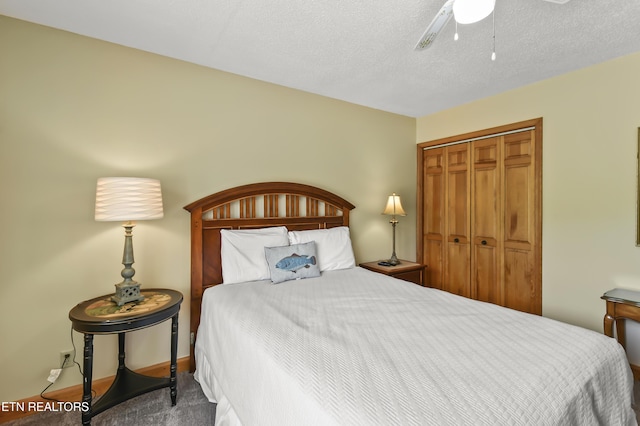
220,226,289,284
265,241,321,284
287,226,355,271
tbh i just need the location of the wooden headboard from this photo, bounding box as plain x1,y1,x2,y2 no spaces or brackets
183,182,355,371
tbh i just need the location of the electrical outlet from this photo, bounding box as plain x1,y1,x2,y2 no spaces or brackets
60,350,74,369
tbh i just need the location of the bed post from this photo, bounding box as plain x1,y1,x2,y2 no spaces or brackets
189,206,203,372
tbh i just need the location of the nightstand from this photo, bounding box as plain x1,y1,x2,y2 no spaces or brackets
69,288,183,425
602,288,640,380
359,260,426,286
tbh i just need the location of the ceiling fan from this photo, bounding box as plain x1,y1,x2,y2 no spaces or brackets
414,0,571,51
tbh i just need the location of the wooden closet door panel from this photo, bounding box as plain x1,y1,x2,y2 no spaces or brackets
471,138,502,304
474,247,499,302
502,130,540,314
445,144,470,297
447,244,470,296
504,250,536,313
423,148,445,289
424,239,443,289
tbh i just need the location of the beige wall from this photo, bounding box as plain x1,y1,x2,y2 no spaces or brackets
417,52,640,357
0,16,416,401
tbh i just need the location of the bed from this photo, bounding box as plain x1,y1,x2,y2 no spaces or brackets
184,182,636,425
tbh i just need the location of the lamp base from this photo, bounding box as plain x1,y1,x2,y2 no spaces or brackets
111,281,144,306
387,257,401,266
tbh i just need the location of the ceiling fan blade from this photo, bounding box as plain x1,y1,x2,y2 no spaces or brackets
414,0,455,51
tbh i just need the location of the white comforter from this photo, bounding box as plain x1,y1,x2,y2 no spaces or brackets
195,267,636,426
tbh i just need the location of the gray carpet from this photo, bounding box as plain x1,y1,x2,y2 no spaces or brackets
6,372,215,426
7,374,640,425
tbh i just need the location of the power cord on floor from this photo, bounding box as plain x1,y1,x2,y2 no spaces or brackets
38,325,96,401
39,354,69,401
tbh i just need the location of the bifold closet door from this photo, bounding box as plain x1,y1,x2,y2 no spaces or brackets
471,137,502,305
502,130,540,314
418,119,542,315
422,147,445,290
444,143,471,298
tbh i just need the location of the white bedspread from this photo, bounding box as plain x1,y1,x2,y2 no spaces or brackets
195,267,636,426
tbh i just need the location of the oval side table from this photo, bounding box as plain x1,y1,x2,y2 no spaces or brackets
69,288,183,425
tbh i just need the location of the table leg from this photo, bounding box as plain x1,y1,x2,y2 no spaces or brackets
118,332,126,370
616,317,627,350
170,313,178,405
604,313,614,338
82,333,94,425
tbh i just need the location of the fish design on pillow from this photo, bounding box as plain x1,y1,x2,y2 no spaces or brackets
276,254,317,272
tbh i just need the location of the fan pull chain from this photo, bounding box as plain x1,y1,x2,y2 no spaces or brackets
454,21,459,41
491,9,496,60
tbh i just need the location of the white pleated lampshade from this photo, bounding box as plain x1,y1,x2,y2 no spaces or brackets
382,193,407,217
95,177,164,222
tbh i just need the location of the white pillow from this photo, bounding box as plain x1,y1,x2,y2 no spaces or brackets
288,226,355,272
221,226,289,284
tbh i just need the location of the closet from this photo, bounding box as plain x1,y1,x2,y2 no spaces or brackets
417,119,542,315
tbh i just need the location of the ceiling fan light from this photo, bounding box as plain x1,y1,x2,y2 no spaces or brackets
453,0,495,24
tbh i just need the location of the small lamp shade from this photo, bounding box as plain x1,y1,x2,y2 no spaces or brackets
95,177,164,222
453,0,495,24
382,193,407,217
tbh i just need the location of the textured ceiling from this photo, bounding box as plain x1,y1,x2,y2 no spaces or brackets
2,0,640,117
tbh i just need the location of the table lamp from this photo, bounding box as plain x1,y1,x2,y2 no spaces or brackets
95,177,164,306
382,193,407,266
